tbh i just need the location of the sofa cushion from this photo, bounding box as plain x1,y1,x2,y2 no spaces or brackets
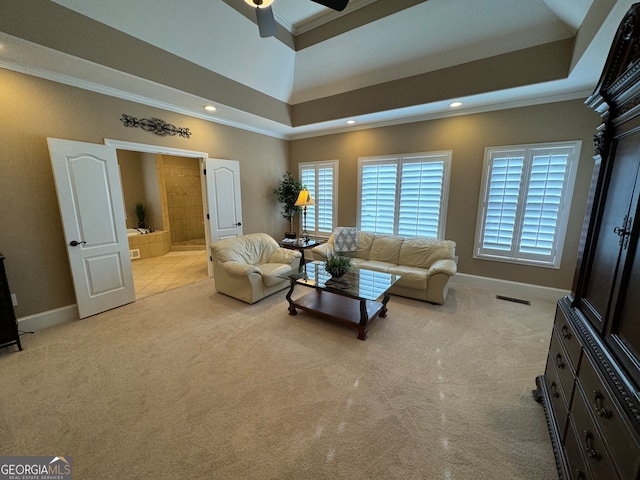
387,265,428,290
398,237,456,268
369,235,404,264
353,231,375,259
358,260,394,273
259,263,293,287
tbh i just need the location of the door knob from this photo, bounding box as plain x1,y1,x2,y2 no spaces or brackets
236,222,242,226
69,240,86,247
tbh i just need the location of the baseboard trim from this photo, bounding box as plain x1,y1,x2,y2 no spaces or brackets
14,275,567,332
17,304,79,332
451,273,569,303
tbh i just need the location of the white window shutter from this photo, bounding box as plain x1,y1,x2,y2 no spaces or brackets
482,155,524,251
299,161,337,236
360,163,397,234
398,160,445,237
519,153,569,256
475,142,580,268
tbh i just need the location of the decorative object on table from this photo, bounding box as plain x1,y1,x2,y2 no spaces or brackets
134,202,148,229
294,188,314,242
120,113,191,138
324,254,352,278
333,226,358,253
273,172,303,239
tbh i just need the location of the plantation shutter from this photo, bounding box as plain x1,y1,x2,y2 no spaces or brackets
299,161,337,236
359,153,450,237
482,152,524,251
398,158,446,237
300,167,316,231
475,142,580,268
360,162,397,234
519,150,570,256
316,166,334,233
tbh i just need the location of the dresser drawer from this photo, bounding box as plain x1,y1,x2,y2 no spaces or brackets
549,330,576,405
545,355,569,437
565,417,592,480
554,308,582,371
570,387,618,479
578,352,640,479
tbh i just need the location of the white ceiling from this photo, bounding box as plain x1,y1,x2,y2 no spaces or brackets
0,0,635,139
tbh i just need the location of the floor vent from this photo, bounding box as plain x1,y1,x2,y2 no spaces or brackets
496,295,531,305
130,249,140,260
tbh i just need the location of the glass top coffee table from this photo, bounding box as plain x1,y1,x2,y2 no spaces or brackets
279,261,399,340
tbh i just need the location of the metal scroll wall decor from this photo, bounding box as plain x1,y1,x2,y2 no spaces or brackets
120,114,192,139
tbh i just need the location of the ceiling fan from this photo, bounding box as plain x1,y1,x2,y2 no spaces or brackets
244,0,349,37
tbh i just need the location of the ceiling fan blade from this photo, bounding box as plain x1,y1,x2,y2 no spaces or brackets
310,0,349,11
256,5,277,37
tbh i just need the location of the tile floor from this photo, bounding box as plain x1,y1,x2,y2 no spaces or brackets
132,250,210,300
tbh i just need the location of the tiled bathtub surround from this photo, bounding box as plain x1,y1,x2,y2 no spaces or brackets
127,230,171,259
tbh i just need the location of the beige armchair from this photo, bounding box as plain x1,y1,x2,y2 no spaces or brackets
210,233,301,304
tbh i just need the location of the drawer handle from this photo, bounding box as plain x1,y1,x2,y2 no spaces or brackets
561,324,571,340
593,390,612,418
550,381,559,398
555,353,565,369
584,430,601,460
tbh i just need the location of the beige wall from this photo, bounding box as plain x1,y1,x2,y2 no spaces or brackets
290,100,601,290
0,64,602,320
0,68,289,317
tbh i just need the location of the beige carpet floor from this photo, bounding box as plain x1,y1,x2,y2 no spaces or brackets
0,280,558,479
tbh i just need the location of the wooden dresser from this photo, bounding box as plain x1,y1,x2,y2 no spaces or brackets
535,4,640,479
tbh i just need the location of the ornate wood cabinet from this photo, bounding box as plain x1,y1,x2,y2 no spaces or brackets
535,4,640,479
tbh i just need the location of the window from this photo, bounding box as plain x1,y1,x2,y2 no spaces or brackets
474,141,581,268
299,160,338,237
357,152,451,238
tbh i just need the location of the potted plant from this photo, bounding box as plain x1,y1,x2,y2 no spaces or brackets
273,172,303,239
134,202,148,229
324,254,353,278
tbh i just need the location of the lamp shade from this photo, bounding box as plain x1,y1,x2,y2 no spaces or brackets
294,189,314,207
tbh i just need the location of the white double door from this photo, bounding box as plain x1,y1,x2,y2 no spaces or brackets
48,138,242,318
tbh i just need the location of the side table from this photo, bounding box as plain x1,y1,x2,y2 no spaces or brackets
279,238,325,268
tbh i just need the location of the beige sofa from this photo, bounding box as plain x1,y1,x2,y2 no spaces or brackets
311,231,457,304
210,233,301,304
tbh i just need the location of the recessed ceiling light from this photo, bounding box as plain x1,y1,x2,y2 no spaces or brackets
203,105,217,112
346,120,356,125
450,102,463,108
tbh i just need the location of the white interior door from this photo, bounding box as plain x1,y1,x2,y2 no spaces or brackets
205,158,243,242
48,138,135,318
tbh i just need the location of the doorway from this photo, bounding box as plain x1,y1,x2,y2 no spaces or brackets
108,140,213,300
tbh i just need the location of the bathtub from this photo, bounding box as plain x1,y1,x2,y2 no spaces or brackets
127,228,154,236
127,229,171,259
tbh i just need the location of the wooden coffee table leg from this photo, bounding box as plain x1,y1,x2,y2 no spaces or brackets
358,299,368,340
286,278,297,316
379,292,390,318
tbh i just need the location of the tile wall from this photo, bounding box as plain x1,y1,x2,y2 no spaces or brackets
162,157,206,244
